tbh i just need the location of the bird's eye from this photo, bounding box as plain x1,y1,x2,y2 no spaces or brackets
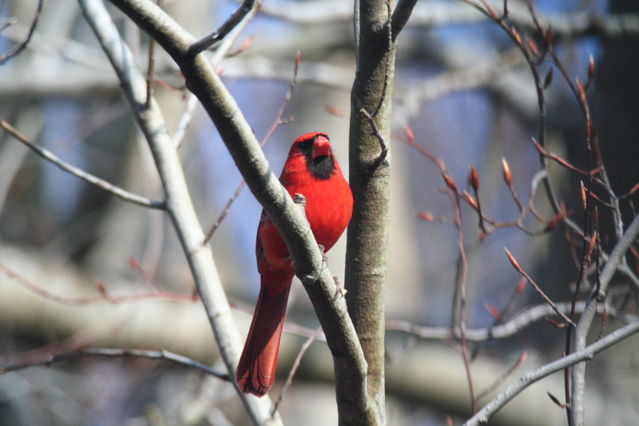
298,140,313,152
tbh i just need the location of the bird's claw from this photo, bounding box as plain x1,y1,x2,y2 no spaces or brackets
318,244,328,263
333,276,347,300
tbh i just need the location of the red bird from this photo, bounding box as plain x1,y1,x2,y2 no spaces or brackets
236,132,353,396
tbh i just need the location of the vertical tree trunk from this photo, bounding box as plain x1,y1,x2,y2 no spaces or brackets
345,0,395,424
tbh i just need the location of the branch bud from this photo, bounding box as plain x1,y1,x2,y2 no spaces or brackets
628,181,639,196
417,211,435,222
501,157,513,186
575,77,587,105
504,247,523,273
579,180,587,209
543,67,553,89
468,165,480,192
442,171,458,192
527,37,540,57
588,54,596,80
544,203,568,232
485,303,503,321
295,49,302,68
463,191,478,210
544,27,554,49
96,280,108,296
511,28,522,46
404,125,415,144
515,277,527,294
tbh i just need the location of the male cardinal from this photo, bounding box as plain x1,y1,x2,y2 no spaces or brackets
236,132,353,396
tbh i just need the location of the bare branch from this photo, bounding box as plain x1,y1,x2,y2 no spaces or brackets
359,107,389,167
78,0,276,423
571,213,639,424
386,302,634,342
449,190,476,413
202,50,300,245
390,0,418,40
504,248,575,326
189,0,256,55
0,0,43,64
258,1,639,38
0,119,164,209
464,320,639,426
173,0,261,150
104,0,367,422
272,327,322,415
0,347,228,380
0,261,195,305
476,352,527,402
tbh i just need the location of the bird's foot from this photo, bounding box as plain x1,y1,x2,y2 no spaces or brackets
318,244,328,263
333,276,348,300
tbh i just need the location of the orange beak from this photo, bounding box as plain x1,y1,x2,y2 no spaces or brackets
312,135,331,158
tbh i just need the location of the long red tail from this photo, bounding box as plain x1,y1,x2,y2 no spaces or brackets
236,274,293,396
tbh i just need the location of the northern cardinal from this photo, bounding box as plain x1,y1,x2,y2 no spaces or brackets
236,132,353,396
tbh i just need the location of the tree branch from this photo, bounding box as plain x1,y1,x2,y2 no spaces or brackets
464,320,639,426
390,0,418,40
0,119,164,209
104,0,368,422
191,0,255,55
571,213,639,425
0,347,228,380
345,0,411,422
0,0,43,64
189,0,255,55
77,0,276,423
386,301,634,342
257,0,639,39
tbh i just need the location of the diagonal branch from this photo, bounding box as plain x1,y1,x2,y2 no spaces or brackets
0,0,43,64
504,248,575,326
189,0,256,55
0,119,164,209
1,347,229,380
464,320,639,426
104,0,368,423
78,0,276,424
571,213,639,424
386,301,634,342
390,0,418,40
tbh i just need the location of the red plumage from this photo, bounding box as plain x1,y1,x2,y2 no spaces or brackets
236,132,353,396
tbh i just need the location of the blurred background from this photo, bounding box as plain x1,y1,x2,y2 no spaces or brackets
1,0,639,425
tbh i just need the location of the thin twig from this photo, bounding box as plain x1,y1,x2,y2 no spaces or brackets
360,107,389,167
172,95,198,149
0,261,196,305
189,0,256,55
386,302,633,342
571,213,639,425
504,248,575,326
0,347,229,380
464,320,639,426
272,327,322,415
145,0,164,106
0,0,43,64
0,119,164,209
450,191,477,413
202,50,301,245
404,131,562,238
476,351,527,401
173,0,263,150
